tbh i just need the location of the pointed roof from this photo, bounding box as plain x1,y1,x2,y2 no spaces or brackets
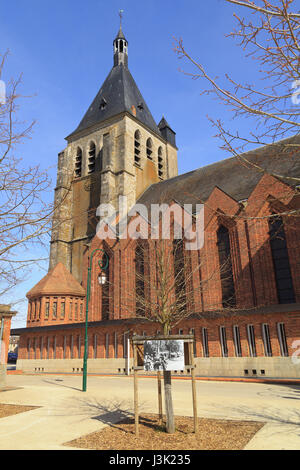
158,116,172,130
67,64,160,139
26,263,85,298
115,24,126,40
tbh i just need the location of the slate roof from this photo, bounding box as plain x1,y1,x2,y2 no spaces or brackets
26,263,85,298
137,135,300,207
67,64,160,139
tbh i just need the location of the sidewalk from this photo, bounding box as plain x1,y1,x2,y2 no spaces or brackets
0,374,299,450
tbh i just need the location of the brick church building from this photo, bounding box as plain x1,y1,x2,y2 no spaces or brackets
13,24,300,379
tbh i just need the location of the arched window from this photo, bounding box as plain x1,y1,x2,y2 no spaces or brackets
146,138,153,160
173,239,186,310
134,130,141,166
135,243,145,316
75,147,82,178
217,225,236,307
268,216,295,304
158,146,163,178
101,252,110,320
88,142,96,174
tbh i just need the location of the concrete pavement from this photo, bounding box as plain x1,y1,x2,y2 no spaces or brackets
0,374,299,450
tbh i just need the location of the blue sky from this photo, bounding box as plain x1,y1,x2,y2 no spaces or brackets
1,0,260,327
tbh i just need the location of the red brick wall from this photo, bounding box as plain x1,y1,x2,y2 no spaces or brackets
19,173,300,361
18,310,300,360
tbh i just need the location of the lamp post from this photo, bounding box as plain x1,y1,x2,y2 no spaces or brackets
82,248,108,392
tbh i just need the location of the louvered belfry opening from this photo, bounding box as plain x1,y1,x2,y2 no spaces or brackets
75,147,82,178
134,130,141,166
158,146,163,178
88,142,96,174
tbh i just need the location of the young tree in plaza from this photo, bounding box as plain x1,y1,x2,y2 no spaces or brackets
121,230,233,434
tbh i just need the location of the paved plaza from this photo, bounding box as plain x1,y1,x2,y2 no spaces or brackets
0,374,299,450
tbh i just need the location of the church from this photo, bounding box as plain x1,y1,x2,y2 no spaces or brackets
12,23,300,379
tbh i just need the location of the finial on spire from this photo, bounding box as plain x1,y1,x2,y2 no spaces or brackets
113,11,128,67
119,9,124,28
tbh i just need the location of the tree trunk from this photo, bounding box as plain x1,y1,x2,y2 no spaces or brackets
163,369,175,433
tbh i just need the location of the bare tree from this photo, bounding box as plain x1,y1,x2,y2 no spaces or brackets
0,51,62,296
174,0,300,187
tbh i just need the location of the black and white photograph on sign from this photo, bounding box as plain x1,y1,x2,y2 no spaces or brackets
144,340,184,371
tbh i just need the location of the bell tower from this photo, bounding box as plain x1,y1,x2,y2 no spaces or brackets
49,16,178,283
113,12,128,67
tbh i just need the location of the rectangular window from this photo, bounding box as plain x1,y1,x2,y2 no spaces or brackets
247,325,257,357
34,338,37,359
36,302,40,320
45,301,50,320
52,300,57,319
80,303,83,320
61,300,65,319
219,326,228,357
27,339,31,359
277,322,288,356
69,302,73,321
105,333,109,359
28,303,32,321
53,337,56,359
78,336,81,358
178,329,184,335
40,337,44,359
189,328,197,357
70,335,74,359
114,332,118,359
262,324,272,357
75,303,78,321
233,325,242,357
94,334,97,359
63,336,67,359
201,327,209,357
123,332,128,359
47,337,50,359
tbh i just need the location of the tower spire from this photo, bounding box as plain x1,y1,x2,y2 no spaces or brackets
113,10,128,67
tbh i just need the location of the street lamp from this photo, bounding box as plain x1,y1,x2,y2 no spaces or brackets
82,248,108,392
98,271,107,285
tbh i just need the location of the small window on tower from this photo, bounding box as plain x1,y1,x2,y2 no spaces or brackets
100,97,107,110
158,146,163,178
134,130,141,166
75,147,82,178
146,138,153,160
88,142,96,174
